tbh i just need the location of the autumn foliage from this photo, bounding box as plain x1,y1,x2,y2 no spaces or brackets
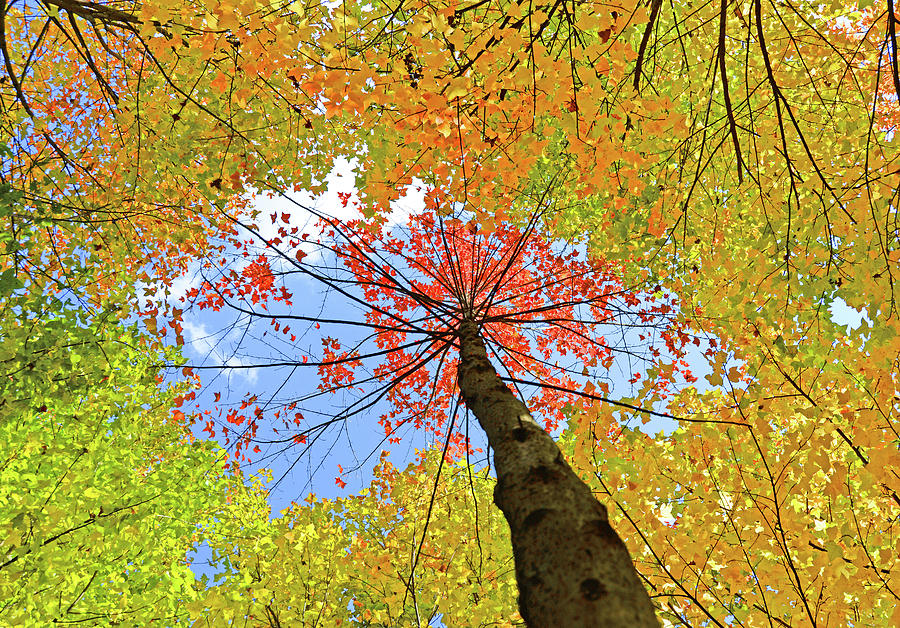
323,206,681,434
2,0,899,625
184,200,688,466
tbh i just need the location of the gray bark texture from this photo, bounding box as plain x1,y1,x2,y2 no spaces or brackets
456,320,659,627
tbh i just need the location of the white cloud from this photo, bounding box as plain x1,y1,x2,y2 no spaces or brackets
134,259,204,310
388,181,426,228
182,320,259,385
139,158,428,309
246,158,427,264
167,262,204,303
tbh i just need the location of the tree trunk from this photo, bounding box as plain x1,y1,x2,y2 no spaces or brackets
456,320,658,628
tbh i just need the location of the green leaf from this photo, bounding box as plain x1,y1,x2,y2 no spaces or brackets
0,269,23,295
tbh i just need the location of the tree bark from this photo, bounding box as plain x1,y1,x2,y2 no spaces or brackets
456,319,658,627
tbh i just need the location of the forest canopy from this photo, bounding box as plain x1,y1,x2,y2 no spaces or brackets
0,0,897,626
